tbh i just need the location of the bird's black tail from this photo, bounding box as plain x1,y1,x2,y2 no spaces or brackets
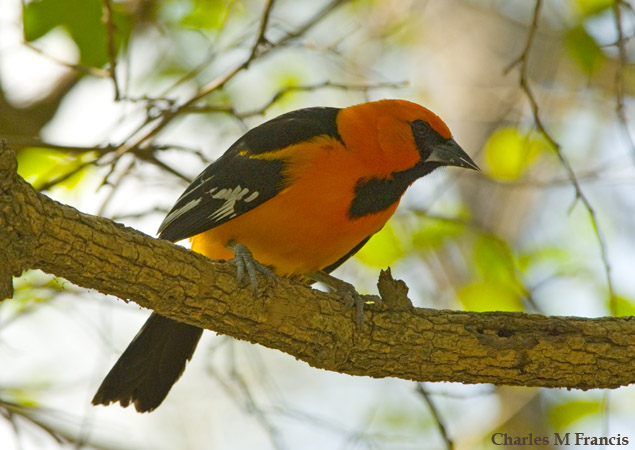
92,313,203,413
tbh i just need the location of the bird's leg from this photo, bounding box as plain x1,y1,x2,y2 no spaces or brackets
225,240,276,294
308,271,367,330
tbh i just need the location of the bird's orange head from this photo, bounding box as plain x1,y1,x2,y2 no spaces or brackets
338,99,478,176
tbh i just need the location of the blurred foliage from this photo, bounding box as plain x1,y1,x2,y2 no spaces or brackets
2,387,41,409
411,216,466,251
355,223,406,268
565,26,605,74
459,281,524,312
459,235,527,312
574,0,615,17
23,0,133,67
16,147,96,191
548,399,603,430
180,0,235,30
8,270,65,311
612,295,635,317
483,128,549,182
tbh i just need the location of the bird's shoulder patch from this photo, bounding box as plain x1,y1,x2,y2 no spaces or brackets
237,106,342,156
158,106,343,242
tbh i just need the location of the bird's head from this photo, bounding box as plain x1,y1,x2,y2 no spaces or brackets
340,99,479,176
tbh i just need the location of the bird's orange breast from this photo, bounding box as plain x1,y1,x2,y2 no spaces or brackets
190,138,401,276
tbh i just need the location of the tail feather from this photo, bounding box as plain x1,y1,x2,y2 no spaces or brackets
92,313,203,413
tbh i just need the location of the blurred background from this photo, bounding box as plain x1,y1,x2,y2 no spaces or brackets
1,0,634,448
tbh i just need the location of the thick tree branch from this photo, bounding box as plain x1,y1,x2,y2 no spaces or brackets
1,144,634,390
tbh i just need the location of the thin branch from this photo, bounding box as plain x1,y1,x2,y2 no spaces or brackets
204,340,287,450
2,135,193,191
248,0,276,62
506,0,616,312
181,80,409,116
0,399,65,446
96,157,134,217
278,0,348,46
101,0,121,100
503,0,543,75
21,41,110,78
102,0,348,166
3,136,204,160
612,0,635,159
35,160,97,193
416,384,454,450
229,348,286,450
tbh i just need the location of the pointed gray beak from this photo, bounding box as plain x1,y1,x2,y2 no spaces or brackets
429,138,479,171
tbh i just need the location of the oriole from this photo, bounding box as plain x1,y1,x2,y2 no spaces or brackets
92,99,478,412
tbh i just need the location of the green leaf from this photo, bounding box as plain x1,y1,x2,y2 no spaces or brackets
573,0,615,16
565,26,605,74
483,128,548,182
474,235,523,291
548,400,603,430
355,223,406,268
517,247,572,273
181,0,233,30
5,387,42,409
459,235,526,312
612,296,635,317
23,0,132,67
458,281,524,312
412,216,465,251
17,147,96,191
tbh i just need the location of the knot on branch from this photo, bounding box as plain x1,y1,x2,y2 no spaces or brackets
377,268,413,311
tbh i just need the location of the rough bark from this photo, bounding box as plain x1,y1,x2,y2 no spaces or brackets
1,143,634,390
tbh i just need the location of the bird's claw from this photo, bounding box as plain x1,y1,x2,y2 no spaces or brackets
336,281,366,331
227,241,276,295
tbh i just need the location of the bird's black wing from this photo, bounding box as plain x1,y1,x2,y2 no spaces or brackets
158,107,342,242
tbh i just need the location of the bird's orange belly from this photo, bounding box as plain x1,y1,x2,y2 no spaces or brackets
190,179,399,276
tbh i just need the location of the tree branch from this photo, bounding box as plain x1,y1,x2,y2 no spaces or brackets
1,144,634,390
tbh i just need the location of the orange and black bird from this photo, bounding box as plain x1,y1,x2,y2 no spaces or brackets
92,99,478,412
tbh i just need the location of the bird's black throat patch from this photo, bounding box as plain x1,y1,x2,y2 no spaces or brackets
348,163,441,219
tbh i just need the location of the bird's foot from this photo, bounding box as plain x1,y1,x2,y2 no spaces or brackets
308,271,373,330
226,241,276,295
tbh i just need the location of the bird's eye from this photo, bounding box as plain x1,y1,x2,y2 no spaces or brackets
411,119,444,160
411,120,435,140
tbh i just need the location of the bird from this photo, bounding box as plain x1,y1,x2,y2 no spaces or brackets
92,98,479,412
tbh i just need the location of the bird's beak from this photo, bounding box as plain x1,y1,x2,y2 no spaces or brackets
429,138,479,171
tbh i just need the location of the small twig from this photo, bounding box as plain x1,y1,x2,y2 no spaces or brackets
277,0,348,45
504,0,542,75
182,80,409,116
3,136,115,154
102,0,348,166
133,148,193,182
0,399,65,445
507,0,616,312
415,384,454,450
248,0,276,62
35,160,97,192
612,1,635,159
205,341,287,450
101,0,120,100
111,206,168,221
22,41,109,78
97,157,134,217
